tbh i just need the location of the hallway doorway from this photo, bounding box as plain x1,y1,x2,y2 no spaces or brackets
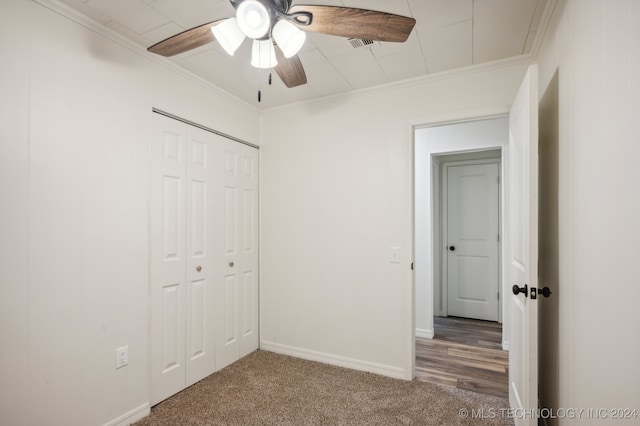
414,116,509,347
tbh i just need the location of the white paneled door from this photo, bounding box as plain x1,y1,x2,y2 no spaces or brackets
184,124,217,388
445,161,500,321
215,139,260,370
238,145,260,357
508,64,539,426
150,113,259,405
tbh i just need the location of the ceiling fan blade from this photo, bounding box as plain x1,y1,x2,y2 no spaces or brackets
274,44,307,88
289,5,415,43
148,19,227,57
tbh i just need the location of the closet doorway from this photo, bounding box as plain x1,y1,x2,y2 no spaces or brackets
149,111,259,405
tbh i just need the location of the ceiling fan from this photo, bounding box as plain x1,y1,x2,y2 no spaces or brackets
148,0,416,96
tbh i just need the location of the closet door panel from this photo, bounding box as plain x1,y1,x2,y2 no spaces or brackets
215,141,241,369
150,114,187,405
185,127,217,387
240,146,259,355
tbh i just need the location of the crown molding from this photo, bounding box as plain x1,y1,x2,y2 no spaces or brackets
263,0,559,113
32,0,559,115
264,53,535,113
32,0,260,114
529,0,558,59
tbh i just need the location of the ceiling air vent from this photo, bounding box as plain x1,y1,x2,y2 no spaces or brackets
348,38,377,49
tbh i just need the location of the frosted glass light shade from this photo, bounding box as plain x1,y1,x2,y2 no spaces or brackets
237,0,271,39
251,39,277,68
211,18,245,56
272,20,306,58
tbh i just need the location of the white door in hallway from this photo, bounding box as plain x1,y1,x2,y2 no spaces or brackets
508,64,539,426
445,161,500,321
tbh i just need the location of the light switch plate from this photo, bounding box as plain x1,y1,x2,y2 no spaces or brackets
390,247,400,263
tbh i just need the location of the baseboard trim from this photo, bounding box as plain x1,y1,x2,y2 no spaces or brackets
260,341,406,380
104,403,150,426
502,339,510,351
415,328,434,339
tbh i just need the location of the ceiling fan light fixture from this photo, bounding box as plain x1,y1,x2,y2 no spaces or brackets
272,19,306,58
236,0,271,39
211,18,246,55
251,39,277,69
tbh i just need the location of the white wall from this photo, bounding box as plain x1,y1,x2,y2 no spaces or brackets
12,0,638,422
414,117,508,342
259,62,529,379
0,1,259,425
535,0,640,423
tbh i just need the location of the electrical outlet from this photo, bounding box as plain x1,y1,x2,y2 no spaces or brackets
116,346,128,369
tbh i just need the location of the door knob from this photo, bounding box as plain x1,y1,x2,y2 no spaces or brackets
512,284,528,296
538,287,552,298
449,245,455,251
196,265,202,272
229,261,234,268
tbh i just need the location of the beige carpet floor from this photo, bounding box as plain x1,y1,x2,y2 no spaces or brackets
135,350,513,425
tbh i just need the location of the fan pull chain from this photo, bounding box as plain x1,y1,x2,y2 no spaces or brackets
267,34,273,87
256,37,274,102
257,55,262,102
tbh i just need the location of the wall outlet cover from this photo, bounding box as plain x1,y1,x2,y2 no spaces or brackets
116,346,128,369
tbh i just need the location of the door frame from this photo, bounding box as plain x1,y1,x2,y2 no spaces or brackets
413,113,512,350
438,156,502,322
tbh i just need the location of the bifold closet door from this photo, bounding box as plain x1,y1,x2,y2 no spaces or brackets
150,114,219,405
215,140,259,370
150,113,259,405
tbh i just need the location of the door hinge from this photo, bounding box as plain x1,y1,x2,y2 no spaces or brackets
497,234,500,242
411,262,414,271
497,292,500,301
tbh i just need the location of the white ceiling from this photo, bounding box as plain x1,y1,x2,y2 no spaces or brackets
55,0,550,109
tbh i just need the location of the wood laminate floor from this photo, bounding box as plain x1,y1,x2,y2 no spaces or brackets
415,316,509,398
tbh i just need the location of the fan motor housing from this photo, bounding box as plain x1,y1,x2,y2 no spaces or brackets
230,0,291,14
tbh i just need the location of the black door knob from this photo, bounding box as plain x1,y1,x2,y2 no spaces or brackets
449,246,455,251
512,284,528,296
538,287,552,298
